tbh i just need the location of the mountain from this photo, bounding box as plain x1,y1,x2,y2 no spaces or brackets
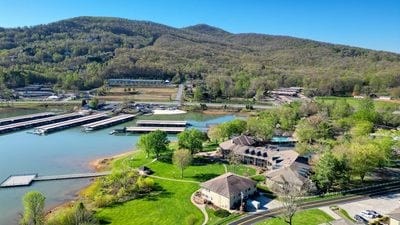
0,16,399,96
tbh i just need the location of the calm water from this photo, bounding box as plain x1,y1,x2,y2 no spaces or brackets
0,108,235,224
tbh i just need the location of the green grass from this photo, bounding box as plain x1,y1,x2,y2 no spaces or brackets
316,96,400,110
338,208,356,222
255,209,334,225
96,179,203,225
96,148,257,225
206,208,241,225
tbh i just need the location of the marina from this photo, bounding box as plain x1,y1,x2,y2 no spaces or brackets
125,126,186,133
0,112,82,134
0,112,55,126
135,120,188,127
33,113,108,135
82,114,136,131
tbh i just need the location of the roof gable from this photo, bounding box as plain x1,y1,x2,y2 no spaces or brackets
200,173,257,198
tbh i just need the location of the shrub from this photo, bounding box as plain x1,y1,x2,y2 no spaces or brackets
214,209,231,218
186,214,199,225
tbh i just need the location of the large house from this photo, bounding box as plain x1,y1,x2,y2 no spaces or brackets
219,135,312,191
200,173,257,210
219,135,299,170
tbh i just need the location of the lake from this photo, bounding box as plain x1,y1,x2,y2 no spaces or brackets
0,108,236,224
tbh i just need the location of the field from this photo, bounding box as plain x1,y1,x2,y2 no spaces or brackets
255,209,334,225
315,96,400,110
94,148,256,225
98,87,178,102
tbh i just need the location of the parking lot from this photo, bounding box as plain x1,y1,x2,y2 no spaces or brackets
338,193,400,220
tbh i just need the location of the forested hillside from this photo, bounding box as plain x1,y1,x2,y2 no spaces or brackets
0,16,399,97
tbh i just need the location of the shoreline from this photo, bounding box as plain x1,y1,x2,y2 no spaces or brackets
46,150,136,219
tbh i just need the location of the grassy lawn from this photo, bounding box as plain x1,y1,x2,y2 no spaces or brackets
95,148,257,224
206,208,241,225
96,179,202,225
316,96,400,110
255,209,334,225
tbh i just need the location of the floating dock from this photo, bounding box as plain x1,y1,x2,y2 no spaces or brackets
0,172,110,188
135,120,188,127
0,112,82,134
126,126,186,133
82,114,135,131
0,174,38,187
0,112,55,126
33,113,108,135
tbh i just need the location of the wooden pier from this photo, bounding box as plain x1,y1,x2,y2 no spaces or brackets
126,126,186,133
0,112,55,126
82,114,135,131
33,113,108,135
0,112,82,134
0,172,110,188
135,120,188,127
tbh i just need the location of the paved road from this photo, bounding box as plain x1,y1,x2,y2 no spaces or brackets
175,84,184,106
229,184,400,225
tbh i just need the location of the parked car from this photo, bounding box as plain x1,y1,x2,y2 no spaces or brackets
365,210,382,218
360,211,374,219
354,215,368,224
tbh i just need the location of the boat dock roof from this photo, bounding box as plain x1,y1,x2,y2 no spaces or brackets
0,112,55,126
0,174,38,187
0,112,82,134
126,126,186,133
136,120,188,127
34,113,108,135
82,114,135,131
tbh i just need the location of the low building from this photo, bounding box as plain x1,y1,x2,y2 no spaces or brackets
200,173,257,210
266,156,312,191
107,79,167,87
379,96,393,100
388,208,400,225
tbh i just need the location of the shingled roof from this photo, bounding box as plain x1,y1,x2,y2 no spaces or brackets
200,173,257,198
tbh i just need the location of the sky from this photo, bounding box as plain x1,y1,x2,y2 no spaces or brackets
0,0,399,53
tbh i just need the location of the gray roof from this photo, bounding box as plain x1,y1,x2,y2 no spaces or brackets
232,135,255,146
200,173,257,198
266,157,311,186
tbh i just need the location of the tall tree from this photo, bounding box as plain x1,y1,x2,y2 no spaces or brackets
178,129,206,154
137,130,170,158
20,191,46,225
173,149,192,178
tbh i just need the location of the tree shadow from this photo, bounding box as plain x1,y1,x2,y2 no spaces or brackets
158,152,173,164
190,173,220,182
139,183,173,201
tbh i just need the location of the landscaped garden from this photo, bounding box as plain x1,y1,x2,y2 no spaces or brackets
91,142,256,225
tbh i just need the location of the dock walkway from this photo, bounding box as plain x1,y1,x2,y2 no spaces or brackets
136,120,188,127
0,112,55,126
82,114,135,131
0,172,110,188
0,112,82,134
34,113,108,135
126,126,186,133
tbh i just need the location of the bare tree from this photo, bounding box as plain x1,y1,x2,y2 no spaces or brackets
278,177,307,225
173,149,192,178
227,151,241,173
